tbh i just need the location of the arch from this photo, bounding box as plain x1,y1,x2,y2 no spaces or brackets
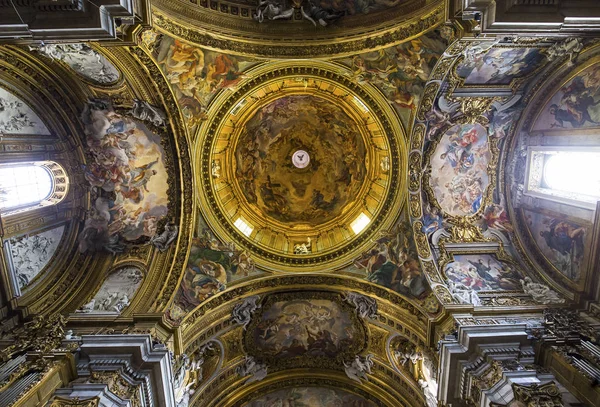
0,161,69,216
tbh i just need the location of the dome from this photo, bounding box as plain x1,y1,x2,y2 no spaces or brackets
197,62,406,271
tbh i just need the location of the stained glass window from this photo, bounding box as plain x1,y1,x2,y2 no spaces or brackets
0,164,53,212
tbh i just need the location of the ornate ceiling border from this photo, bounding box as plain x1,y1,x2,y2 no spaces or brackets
121,46,196,314
150,1,444,59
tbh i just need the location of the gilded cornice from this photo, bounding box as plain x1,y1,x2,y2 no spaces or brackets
150,1,444,59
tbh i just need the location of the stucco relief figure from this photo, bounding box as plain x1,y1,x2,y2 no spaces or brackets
232,295,261,330
521,277,565,304
545,38,583,63
173,354,202,407
343,292,378,319
130,99,167,127
9,226,65,289
448,281,482,306
0,88,48,135
254,0,294,22
236,356,268,384
76,267,143,314
418,379,438,407
147,222,179,252
392,337,422,372
34,43,119,84
344,354,374,383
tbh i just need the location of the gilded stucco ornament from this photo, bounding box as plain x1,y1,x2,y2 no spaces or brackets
48,398,99,407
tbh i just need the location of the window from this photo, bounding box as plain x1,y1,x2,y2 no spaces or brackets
0,165,52,211
526,148,600,206
0,161,68,215
543,153,600,199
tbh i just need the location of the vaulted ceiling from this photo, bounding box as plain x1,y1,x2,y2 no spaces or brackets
1,2,599,407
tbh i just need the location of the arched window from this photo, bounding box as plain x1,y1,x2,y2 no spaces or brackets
0,161,69,215
527,148,600,207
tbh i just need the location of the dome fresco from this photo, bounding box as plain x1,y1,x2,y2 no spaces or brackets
234,95,367,226
198,67,404,271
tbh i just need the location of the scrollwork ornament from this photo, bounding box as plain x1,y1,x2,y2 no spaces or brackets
446,218,489,243
413,222,431,258
511,381,563,407
411,124,425,151
49,397,100,407
409,194,422,218
458,98,495,125
408,151,422,191
434,285,454,304
417,82,440,121
421,259,442,284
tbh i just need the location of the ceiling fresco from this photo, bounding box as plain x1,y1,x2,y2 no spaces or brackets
456,47,545,86
241,387,376,407
235,95,367,226
336,27,452,129
0,86,50,135
3,8,600,407
195,63,404,271
427,123,491,217
533,62,600,130
145,32,260,129
78,100,170,253
243,292,367,368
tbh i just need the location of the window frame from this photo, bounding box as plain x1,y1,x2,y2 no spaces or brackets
0,160,69,216
525,146,600,209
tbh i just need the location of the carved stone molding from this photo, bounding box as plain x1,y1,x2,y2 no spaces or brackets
0,0,151,42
